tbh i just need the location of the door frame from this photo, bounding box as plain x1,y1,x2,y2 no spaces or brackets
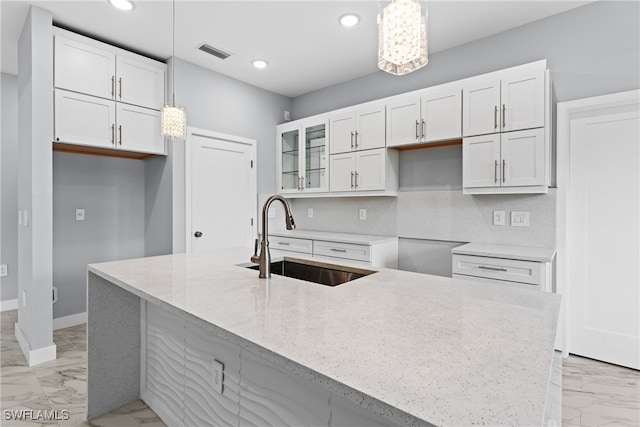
184,127,257,253
556,89,640,358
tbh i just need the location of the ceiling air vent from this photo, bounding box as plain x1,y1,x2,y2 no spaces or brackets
197,43,232,60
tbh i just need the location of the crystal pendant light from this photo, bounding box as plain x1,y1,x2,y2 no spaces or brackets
378,0,428,76
161,0,187,139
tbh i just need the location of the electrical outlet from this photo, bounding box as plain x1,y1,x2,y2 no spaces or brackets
493,211,506,226
0,265,7,277
76,209,85,221
511,211,530,227
359,208,366,220
307,208,313,218
212,359,224,394
268,206,276,218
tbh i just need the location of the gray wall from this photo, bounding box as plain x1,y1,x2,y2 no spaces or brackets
288,1,640,276
1,73,19,303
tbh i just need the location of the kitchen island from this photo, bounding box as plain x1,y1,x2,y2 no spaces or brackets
87,247,561,426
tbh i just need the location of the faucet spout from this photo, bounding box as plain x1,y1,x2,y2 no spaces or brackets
252,195,295,278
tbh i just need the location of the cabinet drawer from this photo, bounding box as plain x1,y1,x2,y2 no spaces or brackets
313,240,370,262
269,236,312,254
452,273,540,291
452,254,543,286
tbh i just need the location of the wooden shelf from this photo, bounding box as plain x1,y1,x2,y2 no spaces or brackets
391,138,462,151
52,142,158,160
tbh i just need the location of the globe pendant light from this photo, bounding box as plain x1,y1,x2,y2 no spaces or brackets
378,0,428,76
161,0,187,139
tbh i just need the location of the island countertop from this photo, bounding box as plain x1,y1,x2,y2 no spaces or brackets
88,247,561,426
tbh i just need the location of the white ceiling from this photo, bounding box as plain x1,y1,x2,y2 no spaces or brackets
1,0,594,97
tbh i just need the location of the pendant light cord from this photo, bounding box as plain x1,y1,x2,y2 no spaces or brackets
172,0,176,106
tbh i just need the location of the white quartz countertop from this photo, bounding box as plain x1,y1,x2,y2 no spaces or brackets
268,229,397,245
452,242,557,262
88,248,561,426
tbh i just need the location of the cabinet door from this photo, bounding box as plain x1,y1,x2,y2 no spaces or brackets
54,36,116,100
501,70,545,132
356,104,386,150
356,149,386,192
278,123,301,193
329,153,355,192
386,96,420,147
330,112,356,154
501,128,545,187
116,55,165,110
462,133,501,189
303,121,329,192
422,88,462,142
116,104,165,155
54,89,115,149
462,80,500,137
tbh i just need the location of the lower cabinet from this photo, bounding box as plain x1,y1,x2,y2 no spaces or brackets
142,302,398,427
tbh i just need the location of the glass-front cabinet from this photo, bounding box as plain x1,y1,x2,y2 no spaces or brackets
277,115,329,194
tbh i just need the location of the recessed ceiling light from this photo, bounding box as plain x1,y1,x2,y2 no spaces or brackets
252,59,268,69
108,0,133,11
340,14,359,27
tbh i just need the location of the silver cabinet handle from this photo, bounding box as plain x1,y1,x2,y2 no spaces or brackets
502,104,506,128
355,131,359,148
421,119,426,139
350,171,355,188
118,125,122,145
494,160,498,183
355,171,359,188
330,248,347,253
478,265,507,272
502,160,506,183
111,124,115,145
494,105,498,129
111,76,115,97
118,77,122,99
277,242,290,246
415,120,420,139
350,131,354,149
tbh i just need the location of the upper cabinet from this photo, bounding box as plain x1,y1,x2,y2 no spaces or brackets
462,69,545,137
330,104,386,154
53,30,167,158
387,85,462,148
277,116,329,194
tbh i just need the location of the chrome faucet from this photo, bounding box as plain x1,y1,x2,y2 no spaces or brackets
251,195,295,278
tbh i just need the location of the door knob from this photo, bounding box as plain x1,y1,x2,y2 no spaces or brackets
194,231,203,238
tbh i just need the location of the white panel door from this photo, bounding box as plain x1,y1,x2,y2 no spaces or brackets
462,80,500,137
116,55,165,110
330,112,356,154
116,104,164,154
567,101,639,369
190,130,256,253
386,96,420,147
501,128,545,187
422,88,462,142
329,153,355,192
356,149,385,192
462,133,501,189
54,89,115,148
54,36,115,99
356,104,386,150
501,69,545,132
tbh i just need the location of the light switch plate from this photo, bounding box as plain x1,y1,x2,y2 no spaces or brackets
268,207,276,218
511,211,530,227
0,265,7,277
76,209,85,221
307,208,313,218
359,208,366,220
493,211,506,226
212,359,224,394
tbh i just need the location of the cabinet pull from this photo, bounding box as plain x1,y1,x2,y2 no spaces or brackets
118,77,122,99
421,119,426,139
355,171,359,188
502,104,506,128
111,124,115,145
330,248,347,253
494,160,498,183
350,131,354,149
277,242,290,246
118,125,122,145
478,265,508,272
355,131,359,148
111,76,115,97
301,176,305,190
350,171,355,188
415,120,420,139
502,160,506,183
494,105,498,129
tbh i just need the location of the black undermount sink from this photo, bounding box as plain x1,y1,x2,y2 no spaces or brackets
245,258,376,287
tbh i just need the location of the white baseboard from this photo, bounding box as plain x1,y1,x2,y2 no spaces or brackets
1,299,18,312
14,323,57,366
53,311,87,330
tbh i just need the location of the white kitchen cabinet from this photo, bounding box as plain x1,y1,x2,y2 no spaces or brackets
387,86,462,148
330,103,385,154
463,128,545,193
54,89,116,149
116,104,164,155
329,148,388,193
462,69,545,137
55,35,165,110
277,115,329,194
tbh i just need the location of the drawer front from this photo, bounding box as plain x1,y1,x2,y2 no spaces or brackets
269,236,313,254
452,254,543,285
452,273,540,291
313,240,371,262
